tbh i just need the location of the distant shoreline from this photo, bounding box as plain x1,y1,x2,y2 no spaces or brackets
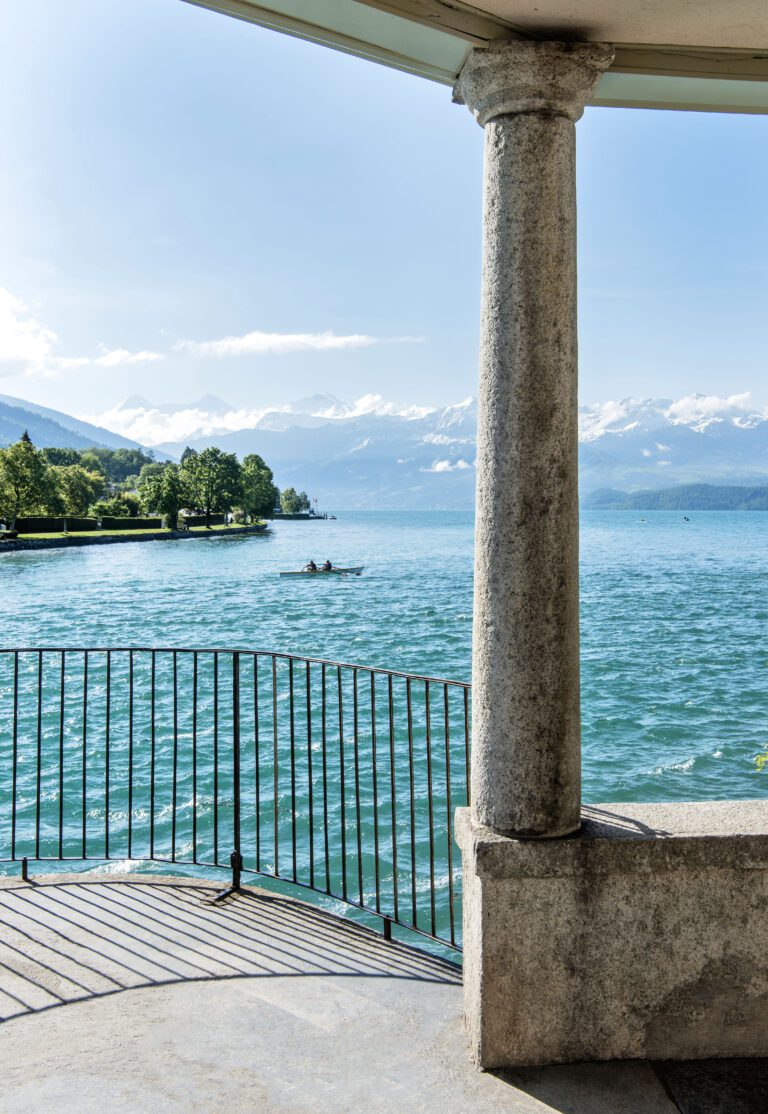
272,512,330,520
583,483,768,512
0,523,269,553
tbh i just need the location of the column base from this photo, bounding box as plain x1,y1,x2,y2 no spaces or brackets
456,801,768,1068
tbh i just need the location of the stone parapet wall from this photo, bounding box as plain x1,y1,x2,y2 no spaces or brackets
457,800,768,1067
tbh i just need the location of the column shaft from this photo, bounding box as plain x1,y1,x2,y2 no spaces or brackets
472,112,580,836
456,41,613,837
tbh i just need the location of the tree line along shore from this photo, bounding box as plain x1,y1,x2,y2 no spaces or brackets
0,433,313,541
583,483,768,511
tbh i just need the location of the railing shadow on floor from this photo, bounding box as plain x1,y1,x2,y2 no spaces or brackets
0,877,461,1024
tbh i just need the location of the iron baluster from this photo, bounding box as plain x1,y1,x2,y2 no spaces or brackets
35,650,42,860
128,650,134,860
306,659,314,890
289,657,297,881
58,651,65,858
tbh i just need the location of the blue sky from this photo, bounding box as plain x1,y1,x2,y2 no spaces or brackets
0,0,767,429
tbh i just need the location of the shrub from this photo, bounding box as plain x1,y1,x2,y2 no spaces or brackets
100,516,163,531
181,513,226,528
65,517,99,532
14,516,66,534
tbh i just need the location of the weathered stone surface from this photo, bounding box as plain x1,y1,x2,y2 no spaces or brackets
455,41,611,838
454,40,614,125
457,801,768,1068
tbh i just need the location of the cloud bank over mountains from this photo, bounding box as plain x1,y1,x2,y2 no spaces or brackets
77,389,768,509
83,392,441,446
4,387,768,509
85,389,768,451
579,392,764,440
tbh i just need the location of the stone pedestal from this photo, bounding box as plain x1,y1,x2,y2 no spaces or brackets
457,801,768,1068
455,42,612,838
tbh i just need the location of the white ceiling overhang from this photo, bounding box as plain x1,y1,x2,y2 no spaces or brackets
181,0,768,114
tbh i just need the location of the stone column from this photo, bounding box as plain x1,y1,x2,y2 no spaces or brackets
455,41,613,837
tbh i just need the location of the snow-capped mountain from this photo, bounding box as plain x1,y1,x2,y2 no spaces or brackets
578,393,768,492
61,389,768,509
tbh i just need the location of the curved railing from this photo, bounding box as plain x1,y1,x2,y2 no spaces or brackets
0,648,470,954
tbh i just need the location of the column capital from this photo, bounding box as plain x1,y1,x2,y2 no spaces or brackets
453,40,614,126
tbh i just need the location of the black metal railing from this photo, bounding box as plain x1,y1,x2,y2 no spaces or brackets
0,648,470,953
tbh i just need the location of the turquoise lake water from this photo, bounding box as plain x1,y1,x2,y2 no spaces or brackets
2,510,767,804
1,510,766,951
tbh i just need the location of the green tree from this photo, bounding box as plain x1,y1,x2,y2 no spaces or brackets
280,487,311,514
181,447,242,526
51,465,106,516
42,447,81,468
137,462,189,529
0,464,11,526
240,454,279,521
85,447,155,483
78,451,108,479
91,493,142,518
0,434,53,526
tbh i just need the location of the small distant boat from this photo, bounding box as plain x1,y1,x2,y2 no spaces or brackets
279,565,364,578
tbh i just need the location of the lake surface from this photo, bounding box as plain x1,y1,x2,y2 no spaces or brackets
2,509,767,805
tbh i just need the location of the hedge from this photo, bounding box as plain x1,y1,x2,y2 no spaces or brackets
100,516,164,531
65,517,99,532
14,517,66,533
181,513,226,528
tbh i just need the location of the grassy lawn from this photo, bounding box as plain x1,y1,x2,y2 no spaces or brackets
8,522,267,540
11,528,171,539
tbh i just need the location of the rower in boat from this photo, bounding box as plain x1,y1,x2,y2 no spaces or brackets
279,563,364,577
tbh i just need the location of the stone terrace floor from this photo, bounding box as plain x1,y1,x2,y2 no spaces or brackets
0,874,765,1113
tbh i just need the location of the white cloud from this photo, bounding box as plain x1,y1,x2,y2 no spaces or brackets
665,392,753,425
93,348,163,367
578,399,637,441
0,288,60,377
81,402,278,446
0,287,162,378
422,459,473,474
0,290,417,381
51,348,162,370
175,330,421,359
82,391,438,446
579,392,766,441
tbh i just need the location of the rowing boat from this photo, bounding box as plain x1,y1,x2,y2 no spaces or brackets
279,566,364,577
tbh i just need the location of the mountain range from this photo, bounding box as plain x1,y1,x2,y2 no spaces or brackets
3,390,768,510
0,393,144,452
